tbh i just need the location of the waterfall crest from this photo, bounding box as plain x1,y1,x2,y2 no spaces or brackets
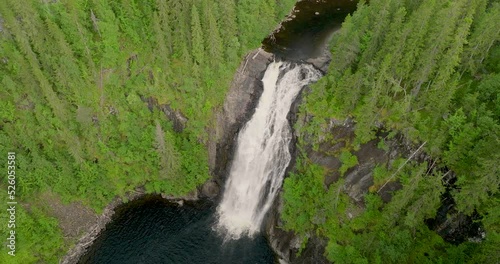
216,61,321,239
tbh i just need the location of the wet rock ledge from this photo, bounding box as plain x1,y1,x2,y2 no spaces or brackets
208,48,273,185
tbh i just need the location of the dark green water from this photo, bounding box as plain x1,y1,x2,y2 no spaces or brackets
79,196,276,264
263,0,358,60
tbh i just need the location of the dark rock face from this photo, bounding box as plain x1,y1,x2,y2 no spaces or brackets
140,96,188,132
305,49,332,73
266,193,331,264
200,180,220,199
161,190,198,202
159,104,187,133
428,206,484,245
426,174,485,244
208,48,273,188
291,236,329,264
205,45,333,197
265,194,297,261
378,181,403,203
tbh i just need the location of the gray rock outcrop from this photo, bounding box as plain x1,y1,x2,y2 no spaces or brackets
208,48,274,187
141,96,188,133
201,180,220,199
60,189,146,264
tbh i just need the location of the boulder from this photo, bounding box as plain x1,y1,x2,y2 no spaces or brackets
305,49,332,73
201,180,220,199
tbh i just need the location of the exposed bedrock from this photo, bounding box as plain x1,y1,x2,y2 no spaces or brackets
265,114,419,263
207,49,273,189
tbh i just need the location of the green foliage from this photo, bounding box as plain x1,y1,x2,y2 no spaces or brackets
283,0,500,262
0,191,64,263
190,5,204,66
372,164,389,187
282,157,327,235
339,150,358,175
444,73,500,214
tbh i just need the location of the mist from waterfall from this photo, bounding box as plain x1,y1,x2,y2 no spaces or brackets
216,61,321,239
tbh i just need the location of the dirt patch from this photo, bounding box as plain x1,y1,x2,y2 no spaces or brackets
38,192,98,241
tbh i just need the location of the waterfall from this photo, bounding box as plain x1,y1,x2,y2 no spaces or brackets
216,61,321,239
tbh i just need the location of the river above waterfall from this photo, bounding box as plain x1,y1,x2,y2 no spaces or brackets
79,196,276,264
263,0,358,60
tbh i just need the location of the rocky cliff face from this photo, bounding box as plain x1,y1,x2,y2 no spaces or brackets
266,191,332,264
140,48,274,200
207,48,274,194
203,46,332,200
265,118,483,264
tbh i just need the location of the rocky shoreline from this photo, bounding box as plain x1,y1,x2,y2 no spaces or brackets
59,180,224,264
60,189,144,264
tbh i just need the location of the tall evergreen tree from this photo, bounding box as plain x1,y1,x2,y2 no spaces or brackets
190,4,204,66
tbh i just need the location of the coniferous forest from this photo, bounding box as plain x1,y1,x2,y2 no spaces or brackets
0,0,499,263
283,0,499,263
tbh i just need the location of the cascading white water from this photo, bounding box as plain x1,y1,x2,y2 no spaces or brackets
216,61,321,239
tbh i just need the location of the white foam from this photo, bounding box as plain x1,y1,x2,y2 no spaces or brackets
216,61,321,239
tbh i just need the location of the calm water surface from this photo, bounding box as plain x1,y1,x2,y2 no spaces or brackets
79,196,276,264
263,0,358,60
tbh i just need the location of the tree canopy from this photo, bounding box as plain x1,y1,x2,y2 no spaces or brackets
282,0,500,262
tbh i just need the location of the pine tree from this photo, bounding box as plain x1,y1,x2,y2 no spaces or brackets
202,2,223,68
155,0,173,56
217,0,239,61
190,4,204,66
462,2,500,74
